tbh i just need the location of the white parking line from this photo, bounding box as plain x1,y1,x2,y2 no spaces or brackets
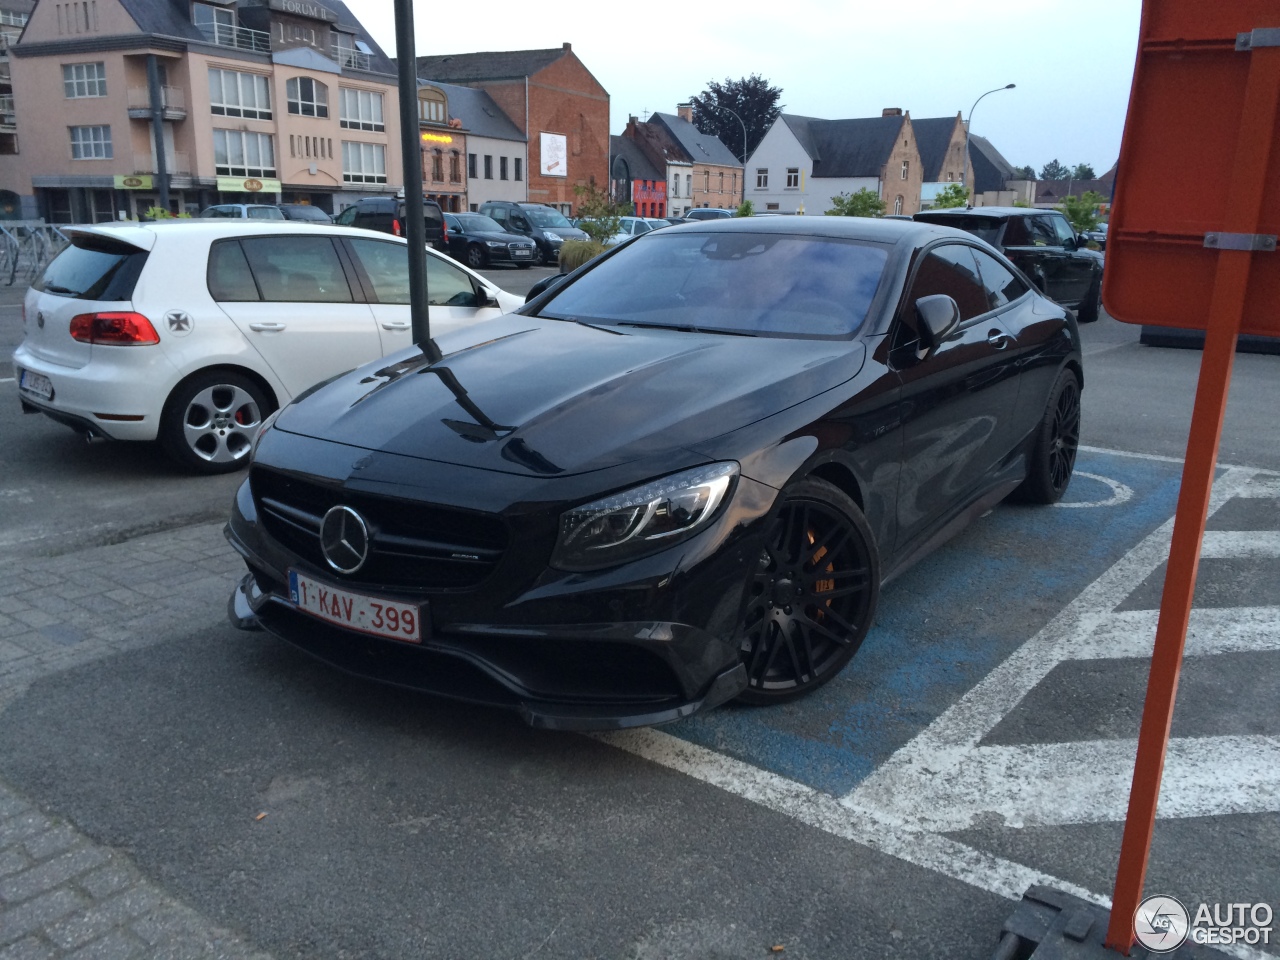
1075,607,1280,659
0,377,14,384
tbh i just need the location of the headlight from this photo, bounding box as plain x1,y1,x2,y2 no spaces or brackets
552,462,738,571
250,407,281,462
544,231,564,242
486,240,505,247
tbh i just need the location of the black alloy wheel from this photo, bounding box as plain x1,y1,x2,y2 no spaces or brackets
736,478,880,704
1014,368,1081,504
466,244,487,269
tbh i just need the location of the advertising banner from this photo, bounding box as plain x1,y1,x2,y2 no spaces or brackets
540,133,567,177
113,175,153,190
216,177,283,194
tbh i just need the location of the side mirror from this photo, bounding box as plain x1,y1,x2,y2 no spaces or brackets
915,294,961,351
478,286,500,308
1063,236,1078,251
524,273,569,303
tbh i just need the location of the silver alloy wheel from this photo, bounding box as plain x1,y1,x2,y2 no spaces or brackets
181,383,263,463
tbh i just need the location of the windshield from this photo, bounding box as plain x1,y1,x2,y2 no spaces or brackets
456,214,505,232
523,207,572,228
537,231,889,339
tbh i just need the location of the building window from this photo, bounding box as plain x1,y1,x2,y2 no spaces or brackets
947,172,953,181
340,88,384,131
214,129,276,177
786,168,799,188
671,176,679,198
717,172,724,193
755,168,768,189
732,172,737,195
901,160,909,179
703,171,709,192
208,68,271,120
483,155,493,179
62,62,106,98
418,90,447,124
514,158,522,181
500,156,508,180
894,195,904,215
685,174,691,196
430,149,443,182
286,77,328,118
467,153,477,178
342,141,386,184
69,125,111,159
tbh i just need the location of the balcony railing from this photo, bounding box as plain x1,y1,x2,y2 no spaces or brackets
333,45,370,71
0,29,20,53
126,85,187,119
197,22,270,54
134,152,191,176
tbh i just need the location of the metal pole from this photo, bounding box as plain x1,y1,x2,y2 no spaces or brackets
393,0,433,352
146,54,170,213
960,83,1014,205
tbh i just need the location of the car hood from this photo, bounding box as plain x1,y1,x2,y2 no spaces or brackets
275,315,864,477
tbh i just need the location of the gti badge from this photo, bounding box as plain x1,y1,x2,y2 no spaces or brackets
165,310,194,336
319,505,370,574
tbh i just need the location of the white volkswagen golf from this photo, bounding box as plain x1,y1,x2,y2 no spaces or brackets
13,221,523,474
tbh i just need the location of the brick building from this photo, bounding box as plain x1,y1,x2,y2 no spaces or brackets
618,106,741,216
415,43,608,216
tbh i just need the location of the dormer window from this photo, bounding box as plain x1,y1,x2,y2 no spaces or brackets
418,87,447,125
287,77,328,118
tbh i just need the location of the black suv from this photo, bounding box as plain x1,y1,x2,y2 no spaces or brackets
913,207,1104,322
476,201,588,265
336,197,447,251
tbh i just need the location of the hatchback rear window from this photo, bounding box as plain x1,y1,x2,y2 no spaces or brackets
914,214,1003,245
33,237,148,301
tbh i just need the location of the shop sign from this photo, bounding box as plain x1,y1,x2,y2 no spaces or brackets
114,175,153,190
217,177,283,194
266,0,337,22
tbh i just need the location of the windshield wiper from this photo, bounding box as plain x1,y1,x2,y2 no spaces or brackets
538,313,625,335
615,321,757,337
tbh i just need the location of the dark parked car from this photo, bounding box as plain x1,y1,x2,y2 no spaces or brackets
684,208,736,220
477,201,589,265
913,207,1105,322
1081,221,1108,250
277,203,333,223
335,196,447,251
227,217,1082,729
200,204,284,220
442,212,537,269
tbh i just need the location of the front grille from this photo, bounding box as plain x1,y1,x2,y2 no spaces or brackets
251,466,508,591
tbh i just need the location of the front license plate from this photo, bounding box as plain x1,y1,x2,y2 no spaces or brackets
288,570,423,644
513,248,531,257
18,369,53,401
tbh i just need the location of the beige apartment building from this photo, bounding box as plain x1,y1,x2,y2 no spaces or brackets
0,0,402,222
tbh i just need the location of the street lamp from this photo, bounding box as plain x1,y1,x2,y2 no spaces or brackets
708,103,748,206
960,83,1015,206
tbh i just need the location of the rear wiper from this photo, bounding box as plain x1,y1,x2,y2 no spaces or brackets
42,284,78,295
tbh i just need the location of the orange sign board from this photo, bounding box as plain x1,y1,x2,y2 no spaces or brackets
1103,1,1280,335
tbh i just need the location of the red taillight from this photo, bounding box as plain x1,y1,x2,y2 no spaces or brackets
69,312,160,346
441,220,448,242
392,217,402,236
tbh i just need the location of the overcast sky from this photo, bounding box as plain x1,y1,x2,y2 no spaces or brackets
360,0,1143,176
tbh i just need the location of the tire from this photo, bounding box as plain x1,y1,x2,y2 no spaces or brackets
736,478,880,705
1013,368,1081,504
1076,275,1102,323
465,244,487,269
159,370,271,475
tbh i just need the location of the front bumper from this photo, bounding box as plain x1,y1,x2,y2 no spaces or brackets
224,458,776,730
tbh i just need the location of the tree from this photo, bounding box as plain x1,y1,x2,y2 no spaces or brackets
1058,190,1107,233
931,183,969,209
1013,165,1037,180
1071,162,1097,180
572,180,626,245
826,189,886,218
1039,159,1069,180
688,75,783,162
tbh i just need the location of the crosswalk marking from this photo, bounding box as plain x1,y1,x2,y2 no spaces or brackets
1074,607,1280,659
1200,530,1280,558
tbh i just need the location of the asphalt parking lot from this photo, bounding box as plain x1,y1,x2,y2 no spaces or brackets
1,268,1277,960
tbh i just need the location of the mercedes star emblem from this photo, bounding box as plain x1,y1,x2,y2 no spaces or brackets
319,505,370,574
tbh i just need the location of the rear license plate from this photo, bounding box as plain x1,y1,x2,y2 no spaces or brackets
18,369,53,401
288,570,423,643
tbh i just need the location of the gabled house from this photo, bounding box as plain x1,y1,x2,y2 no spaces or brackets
912,113,969,208
745,109,924,216
413,43,608,216
969,135,1036,207
617,105,740,216
609,134,666,217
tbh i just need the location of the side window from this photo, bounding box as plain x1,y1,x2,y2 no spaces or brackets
1029,217,1059,246
427,255,478,308
904,244,989,324
207,240,259,301
335,205,356,226
488,207,506,223
1001,217,1031,246
238,236,353,303
347,238,410,304
972,248,1030,310
1050,215,1076,246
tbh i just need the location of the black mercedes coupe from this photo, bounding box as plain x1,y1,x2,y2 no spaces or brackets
226,217,1082,730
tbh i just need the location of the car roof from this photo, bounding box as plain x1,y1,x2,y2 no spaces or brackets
659,214,978,247
917,206,1054,219
64,220,419,250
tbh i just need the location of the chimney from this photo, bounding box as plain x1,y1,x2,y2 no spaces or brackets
677,102,694,123
882,107,903,117
562,42,572,51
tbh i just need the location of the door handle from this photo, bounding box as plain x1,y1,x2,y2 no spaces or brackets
380,321,410,331
987,330,1011,349
248,322,286,332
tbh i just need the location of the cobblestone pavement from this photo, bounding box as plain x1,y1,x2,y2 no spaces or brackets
0,522,270,960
